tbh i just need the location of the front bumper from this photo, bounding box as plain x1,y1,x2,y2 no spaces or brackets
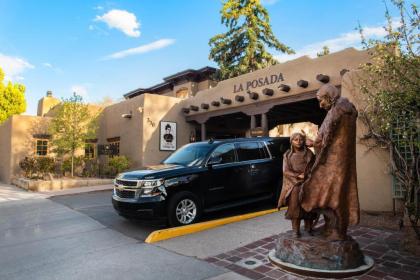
112,192,167,219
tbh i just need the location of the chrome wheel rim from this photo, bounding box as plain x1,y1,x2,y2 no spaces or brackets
175,198,197,224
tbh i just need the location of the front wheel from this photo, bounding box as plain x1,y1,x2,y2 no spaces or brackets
168,191,202,227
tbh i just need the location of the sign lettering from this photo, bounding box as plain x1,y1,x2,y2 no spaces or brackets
233,73,284,93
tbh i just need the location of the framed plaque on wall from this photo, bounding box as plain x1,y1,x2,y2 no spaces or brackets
160,121,177,151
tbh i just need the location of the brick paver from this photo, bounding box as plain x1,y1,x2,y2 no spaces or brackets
204,226,420,279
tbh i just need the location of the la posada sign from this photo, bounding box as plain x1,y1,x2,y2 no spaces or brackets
233,73,284,93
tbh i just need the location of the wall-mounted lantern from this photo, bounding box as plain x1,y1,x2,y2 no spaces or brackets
297,80,309,88
121,110,132,119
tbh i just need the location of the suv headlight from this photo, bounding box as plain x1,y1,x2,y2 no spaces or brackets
140,179,166,197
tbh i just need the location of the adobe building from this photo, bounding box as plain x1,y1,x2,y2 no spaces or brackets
0,48,394,212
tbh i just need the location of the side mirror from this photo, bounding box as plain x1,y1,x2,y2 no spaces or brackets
207,156,222,167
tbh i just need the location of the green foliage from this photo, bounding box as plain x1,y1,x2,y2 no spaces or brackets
19,157,37,178
37,157,55,175
107,156,130,175
61,156,85,175
19,157,55,178
209,0,294,79
357,0,419,235
317,46,330,57
83,159,99,177
0,67,27,123
49,93,100,177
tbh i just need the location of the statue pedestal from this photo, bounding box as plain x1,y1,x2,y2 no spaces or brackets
268,229,374,278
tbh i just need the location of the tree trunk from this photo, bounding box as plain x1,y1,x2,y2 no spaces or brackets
71,151,74,178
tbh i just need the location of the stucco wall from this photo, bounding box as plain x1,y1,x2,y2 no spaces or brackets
341,72,394,212
0,118,12,183
97,94,145,168
9,116,51,183
141,94,193,166
181,48,370,112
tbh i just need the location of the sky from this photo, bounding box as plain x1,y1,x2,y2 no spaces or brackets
0,0,411,115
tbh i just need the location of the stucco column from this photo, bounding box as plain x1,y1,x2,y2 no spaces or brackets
261,113,268,136
201,123,206,141
250,115,256,130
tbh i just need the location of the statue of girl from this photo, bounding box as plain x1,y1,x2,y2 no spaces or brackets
278,132,316,237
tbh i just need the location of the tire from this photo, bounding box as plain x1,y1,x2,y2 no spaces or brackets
168,191,202,227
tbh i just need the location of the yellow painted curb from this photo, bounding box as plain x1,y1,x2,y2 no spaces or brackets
145,206,288,243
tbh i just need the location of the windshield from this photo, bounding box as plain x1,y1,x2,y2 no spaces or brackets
163,143,214,166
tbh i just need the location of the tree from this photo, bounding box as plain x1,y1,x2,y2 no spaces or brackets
0,67,27,123
49,93,100,177
317,46,330,57
209,0,294,80
357,0,419,237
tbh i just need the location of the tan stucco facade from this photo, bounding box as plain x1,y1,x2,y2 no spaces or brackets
0,49,394,211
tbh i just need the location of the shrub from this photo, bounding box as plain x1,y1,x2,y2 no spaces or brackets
61,156,85,176
19,157,37,178
37,157,55,176
108,156,130,176
83,159,99,177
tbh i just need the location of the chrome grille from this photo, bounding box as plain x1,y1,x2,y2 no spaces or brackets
115,179,138,187
115,188,136,199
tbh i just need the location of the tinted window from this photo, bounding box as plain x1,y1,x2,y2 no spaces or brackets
211,144,236,164
259,142,270,158
266,140,289,159
236,142,263,161
163,143,213,166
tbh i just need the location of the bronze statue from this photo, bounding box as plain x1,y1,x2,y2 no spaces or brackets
278,132,316,237
301,84,360,241
270,84,371,276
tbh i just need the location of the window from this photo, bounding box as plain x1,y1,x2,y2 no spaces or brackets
266,140,289,159
236,142,264,162
259,142,270,159
176,88,189,99
211,144,236,164
109,141,120,157
85,143,96,159
163,143,213,166
35,139,48,156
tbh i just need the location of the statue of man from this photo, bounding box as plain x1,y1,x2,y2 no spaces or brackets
301,84,360,241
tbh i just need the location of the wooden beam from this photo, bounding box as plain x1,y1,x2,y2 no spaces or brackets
235,95,245,102
316,74,330,83
220,97,232,105
297,80,309,88
278,84,291,93
262,88,274,96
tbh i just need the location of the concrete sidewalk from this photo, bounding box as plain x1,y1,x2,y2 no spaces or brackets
0,193,229,280
0,182,114,202
155,211,289,259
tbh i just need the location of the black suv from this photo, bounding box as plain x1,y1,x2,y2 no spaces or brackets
112,137,289,226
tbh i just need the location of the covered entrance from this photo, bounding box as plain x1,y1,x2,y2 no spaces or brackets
186,91,326,141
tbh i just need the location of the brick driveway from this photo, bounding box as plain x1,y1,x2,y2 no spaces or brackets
205,226,420,280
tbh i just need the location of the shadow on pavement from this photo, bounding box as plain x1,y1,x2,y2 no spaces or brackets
49,190,276,241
